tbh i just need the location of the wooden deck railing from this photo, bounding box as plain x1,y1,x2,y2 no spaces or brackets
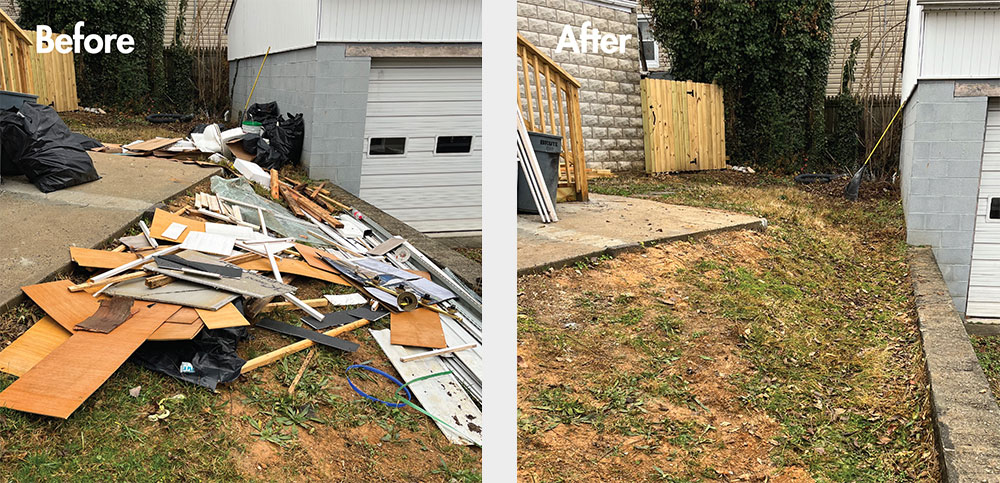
0,9,79,111
516,33,588,202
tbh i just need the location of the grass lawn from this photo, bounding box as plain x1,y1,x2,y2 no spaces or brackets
0,112,482,481
517,171,938,481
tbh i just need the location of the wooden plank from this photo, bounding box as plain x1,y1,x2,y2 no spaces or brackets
294,243,341,273
195,303,250,329
68,271,147,292
390,308,447,349
0,317,71,377
241,319,371,373
126,137,182,153
238,257,349,285
22,280,100,331
69,247,138,269
165,307,200,325
270,169,280,200
0,302,179,419
149,208,205,242
148,318,204,341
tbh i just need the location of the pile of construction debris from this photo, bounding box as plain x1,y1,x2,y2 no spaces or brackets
0,167,482,446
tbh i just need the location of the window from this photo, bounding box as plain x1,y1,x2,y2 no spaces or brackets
637,17,659,69
369,137,406,156
991,198,1000,220
435,136,473,154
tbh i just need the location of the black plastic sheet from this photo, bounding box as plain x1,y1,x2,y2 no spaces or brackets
131,301,249,390
0,102,101,192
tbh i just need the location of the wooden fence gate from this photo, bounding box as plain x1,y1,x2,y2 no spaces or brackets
639,78,726,173
0,9,79,112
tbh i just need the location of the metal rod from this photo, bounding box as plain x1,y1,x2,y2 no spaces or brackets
92,245,182,282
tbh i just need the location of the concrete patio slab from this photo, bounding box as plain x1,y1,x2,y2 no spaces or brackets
517,193,766,273
0,152,220,312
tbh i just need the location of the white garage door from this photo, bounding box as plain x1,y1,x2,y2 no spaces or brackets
968,98,1000,317
360,58,482,235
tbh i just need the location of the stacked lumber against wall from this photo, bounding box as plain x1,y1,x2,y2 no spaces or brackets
0,8,79,112
639,78,727,173
516,34,588,202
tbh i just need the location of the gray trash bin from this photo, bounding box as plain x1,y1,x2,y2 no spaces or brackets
517,131,562,214
0,90,38,110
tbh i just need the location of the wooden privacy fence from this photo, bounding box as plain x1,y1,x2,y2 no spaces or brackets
640,78,726,173
516,33,588,202
0,8,79,112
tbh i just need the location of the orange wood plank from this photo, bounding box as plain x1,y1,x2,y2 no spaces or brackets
0,316,71,377
149,208,205,242
0,302,180,419
195,303,249,329
238,258,349,285
293,243,341,273
165,307,200,325
390,308,446,349
148,319,204,341
69,247,139,269
21,280,101,331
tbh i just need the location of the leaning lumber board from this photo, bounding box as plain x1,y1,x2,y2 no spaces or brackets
69,247,138,269
238,258,350,285
195,303,250,329
270,169,279,200
0,302,180,419
22,280,101,331
390,308,447,349
281,185,344,228
0,316,71,377
241,319,370,373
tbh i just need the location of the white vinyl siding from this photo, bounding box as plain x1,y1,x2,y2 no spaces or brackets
967,99,1000,317
920,9,1000,79
225,0,318,60
360,58,482,234
318,0,481,43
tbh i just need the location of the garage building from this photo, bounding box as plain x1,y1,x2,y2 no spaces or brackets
226,0,482,235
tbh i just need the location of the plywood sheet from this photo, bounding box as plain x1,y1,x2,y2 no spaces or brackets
390,308,447,349
69,247,138,269
196,303,250,329
238,258,350,285
127,137,182,152
148,319,204,341
294,243,341,273
0,317,71,377
22,280,100,331
165,307,200,325
0,302,180,419
105,278,237,310
149,208,205,242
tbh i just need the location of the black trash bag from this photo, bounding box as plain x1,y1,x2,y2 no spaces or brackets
132,325,249,391
0,102,101,192
246,101,279,124
130,300,249,390
241,102,304,169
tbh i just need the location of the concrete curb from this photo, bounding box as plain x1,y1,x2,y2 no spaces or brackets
909,247,1000,481
0,168,220,315
516,219,766,276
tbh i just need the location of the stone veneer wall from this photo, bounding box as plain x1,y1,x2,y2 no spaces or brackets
517,0,645,171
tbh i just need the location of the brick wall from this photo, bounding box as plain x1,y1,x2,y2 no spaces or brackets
517,0,644,171
230,44,371,194
900,80,988,312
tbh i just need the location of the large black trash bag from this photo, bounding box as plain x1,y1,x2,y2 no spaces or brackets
243,102,304,170
0,102,101,192
131,300,249,390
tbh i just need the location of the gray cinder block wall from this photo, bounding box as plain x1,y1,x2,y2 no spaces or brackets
900,79,988,313
230,44,371,194
517,0,644,171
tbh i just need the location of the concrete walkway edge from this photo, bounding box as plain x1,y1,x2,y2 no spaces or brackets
909,247,1000,481
517,219,766,276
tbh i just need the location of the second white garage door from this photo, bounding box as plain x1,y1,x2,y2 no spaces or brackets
360,58,482,235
